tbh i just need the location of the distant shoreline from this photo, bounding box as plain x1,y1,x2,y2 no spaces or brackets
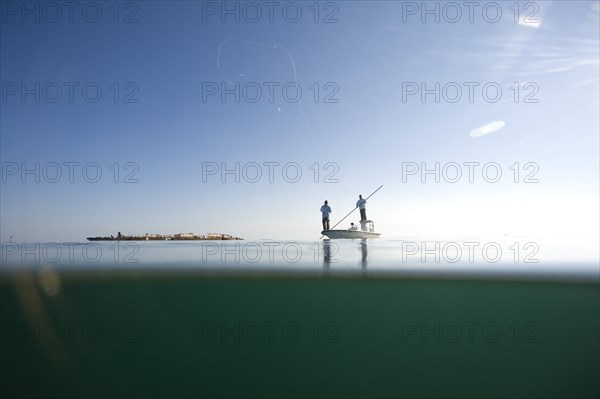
87,233,243,241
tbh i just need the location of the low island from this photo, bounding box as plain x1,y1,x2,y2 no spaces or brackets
87,232,243,241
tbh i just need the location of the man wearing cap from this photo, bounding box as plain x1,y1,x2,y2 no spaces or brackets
357,195,367,221
320,200,332,231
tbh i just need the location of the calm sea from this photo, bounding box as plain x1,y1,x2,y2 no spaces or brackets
1,238,599,398
2,237,598,278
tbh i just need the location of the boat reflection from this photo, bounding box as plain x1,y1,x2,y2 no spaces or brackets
322,239,369,277
360,239,368,277
322,239,333,276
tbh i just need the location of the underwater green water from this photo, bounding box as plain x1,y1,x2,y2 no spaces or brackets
1,271,598,398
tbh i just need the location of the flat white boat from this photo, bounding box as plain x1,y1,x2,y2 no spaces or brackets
321,220,381,239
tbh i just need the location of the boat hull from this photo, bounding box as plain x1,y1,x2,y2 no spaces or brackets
321,230,381,239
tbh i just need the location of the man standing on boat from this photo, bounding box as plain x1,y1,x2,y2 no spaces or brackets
357,195,367,221
320,200,332,231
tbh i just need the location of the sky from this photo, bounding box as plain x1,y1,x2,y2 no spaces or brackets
1,0,599,242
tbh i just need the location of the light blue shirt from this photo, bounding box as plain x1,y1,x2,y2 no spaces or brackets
357,198,366,209
320,205,332,219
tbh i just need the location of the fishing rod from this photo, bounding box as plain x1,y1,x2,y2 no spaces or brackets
320,184,384,239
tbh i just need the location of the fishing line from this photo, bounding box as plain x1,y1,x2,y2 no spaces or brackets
216,39,318,150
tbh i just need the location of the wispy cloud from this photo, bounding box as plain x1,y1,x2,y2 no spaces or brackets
469,121,506,138
516,17,541,29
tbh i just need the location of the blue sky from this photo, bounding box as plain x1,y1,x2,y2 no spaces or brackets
1,1,599,242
